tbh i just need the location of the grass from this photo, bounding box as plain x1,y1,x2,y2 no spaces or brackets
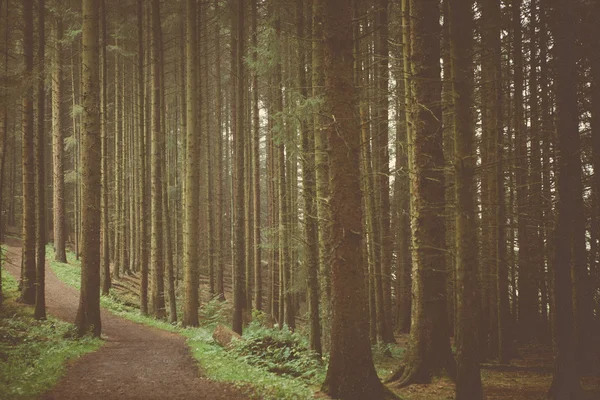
0,262,102,400
46,245,320,399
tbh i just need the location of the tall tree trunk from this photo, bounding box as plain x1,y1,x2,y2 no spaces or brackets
99,0,111,295
319,0,386,398
312,0,332,349
53,15,67,264
182,0,199,327
547,0,584,396
150,0,166,319
76,0,102,337
34,0,46,320
297,0,321,354
20,0,36,305
137,0,148,313
232,0,246,335
387,0,456,387
449,0,482,397
252,0,262,313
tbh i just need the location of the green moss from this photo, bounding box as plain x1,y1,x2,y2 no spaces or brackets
0,268,102,400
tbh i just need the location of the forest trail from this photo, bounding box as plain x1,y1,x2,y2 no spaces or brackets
3,237,249,400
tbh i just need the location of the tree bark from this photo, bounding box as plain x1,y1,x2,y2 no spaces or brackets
76,0,102,337
319,0,386,398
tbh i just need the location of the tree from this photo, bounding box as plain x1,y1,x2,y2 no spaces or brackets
75,0,102,337
52,12,67,264
319,0,388,398
34,0,46,320
387,0,456,387
232,0,246,335
137,0,148,314
449,0,482,397
182,0,199,327
20,0,36,306
546,0,584,396
150,0,166,320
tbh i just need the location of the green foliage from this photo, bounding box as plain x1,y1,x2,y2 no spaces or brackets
185,329,317,400
46,245,318,399
0,269,101,400
199,297,227,328
229,322,326,386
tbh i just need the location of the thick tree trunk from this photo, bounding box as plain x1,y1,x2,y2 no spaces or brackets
76,0,102,337
320,0,386,398
547,0,584,396
387,0,456,387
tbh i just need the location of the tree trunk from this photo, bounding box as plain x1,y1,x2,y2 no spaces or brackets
34,0,46,320
232,0,246,335
387,0,456,387
76,0,102,337
20,0,36,305
319,0,386,398
449,0,482,397
150,0,166,320
52,15,67,265
547,0,584,397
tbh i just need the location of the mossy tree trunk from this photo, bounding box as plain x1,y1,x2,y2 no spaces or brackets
387,0,456,387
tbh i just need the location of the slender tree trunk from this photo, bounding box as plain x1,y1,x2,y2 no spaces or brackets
53,15,67,264
34,0,46,320
449,0,482,397
232,0,246,335
150,0,166,319
20,0,36,305
76,0,102,337
137,0,148,313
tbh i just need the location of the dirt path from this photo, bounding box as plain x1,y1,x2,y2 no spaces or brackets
3,238,249,400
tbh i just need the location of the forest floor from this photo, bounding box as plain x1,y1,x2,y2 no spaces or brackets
3,234,600,399
2,236,250,400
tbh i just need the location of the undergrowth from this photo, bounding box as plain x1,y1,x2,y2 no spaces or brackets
0,266,102,400
46,245,320,399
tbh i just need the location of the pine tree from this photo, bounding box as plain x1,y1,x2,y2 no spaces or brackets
75,0,102,337
320,0,387,398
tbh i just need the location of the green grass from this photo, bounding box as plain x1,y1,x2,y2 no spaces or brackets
0,265,102,400
46,245,319,399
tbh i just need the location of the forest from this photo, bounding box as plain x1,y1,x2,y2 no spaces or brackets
0,0,599,399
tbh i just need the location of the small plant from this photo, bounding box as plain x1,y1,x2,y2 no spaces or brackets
229,324,325,385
